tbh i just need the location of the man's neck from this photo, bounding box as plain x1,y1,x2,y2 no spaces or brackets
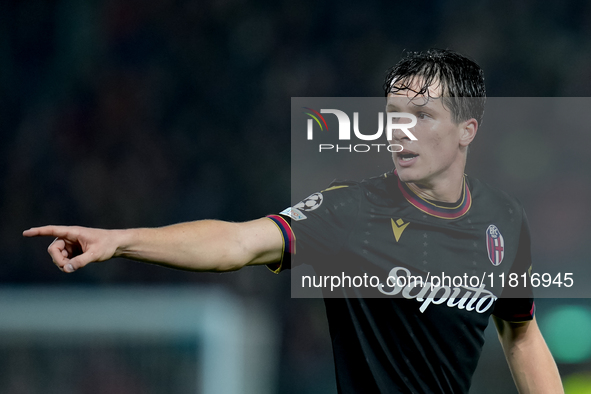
405,171,465,203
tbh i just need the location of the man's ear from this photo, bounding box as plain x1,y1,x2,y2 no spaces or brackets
459,118,478,147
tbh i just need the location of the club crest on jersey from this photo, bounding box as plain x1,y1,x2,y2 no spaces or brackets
486,224,505,266
294,192,323,212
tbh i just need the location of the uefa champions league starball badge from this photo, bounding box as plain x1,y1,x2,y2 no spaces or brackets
294,192,324,212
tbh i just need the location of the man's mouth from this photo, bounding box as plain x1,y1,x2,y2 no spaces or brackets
398,150,419,161
399,152,418,161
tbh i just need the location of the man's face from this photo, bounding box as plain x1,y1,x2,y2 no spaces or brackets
386,81,475,187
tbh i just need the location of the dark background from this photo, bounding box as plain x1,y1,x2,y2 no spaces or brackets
3,1,591,393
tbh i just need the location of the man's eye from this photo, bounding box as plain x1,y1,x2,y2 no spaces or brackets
417,112,429,120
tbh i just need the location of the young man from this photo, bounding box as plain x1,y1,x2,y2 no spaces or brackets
24,49,563,393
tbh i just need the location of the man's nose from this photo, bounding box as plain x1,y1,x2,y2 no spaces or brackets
389,125,415,143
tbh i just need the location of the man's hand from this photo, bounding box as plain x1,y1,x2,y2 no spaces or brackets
23,226,120,273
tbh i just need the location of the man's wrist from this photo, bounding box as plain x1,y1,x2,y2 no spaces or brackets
113,228,139,258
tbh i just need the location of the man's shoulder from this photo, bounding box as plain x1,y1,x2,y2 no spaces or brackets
467,175,524,216
323,170,401,207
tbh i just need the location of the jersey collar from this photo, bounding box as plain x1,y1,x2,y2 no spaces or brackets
393,170,472,219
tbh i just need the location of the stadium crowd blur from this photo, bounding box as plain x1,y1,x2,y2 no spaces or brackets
3,1,591,393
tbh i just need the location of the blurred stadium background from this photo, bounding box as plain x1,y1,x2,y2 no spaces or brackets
2,0,591,393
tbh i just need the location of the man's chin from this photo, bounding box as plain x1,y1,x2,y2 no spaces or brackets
394,166,418,182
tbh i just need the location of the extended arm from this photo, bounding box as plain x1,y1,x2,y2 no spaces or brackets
493,316,563,394
23,218,284,273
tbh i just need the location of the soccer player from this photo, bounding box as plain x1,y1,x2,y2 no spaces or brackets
24,49,563,393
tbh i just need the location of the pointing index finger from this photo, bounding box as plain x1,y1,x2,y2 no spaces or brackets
23,226,73,238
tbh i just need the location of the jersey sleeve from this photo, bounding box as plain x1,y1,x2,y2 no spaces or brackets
492,209,535,322
265,182,361,274
265,214,294,274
